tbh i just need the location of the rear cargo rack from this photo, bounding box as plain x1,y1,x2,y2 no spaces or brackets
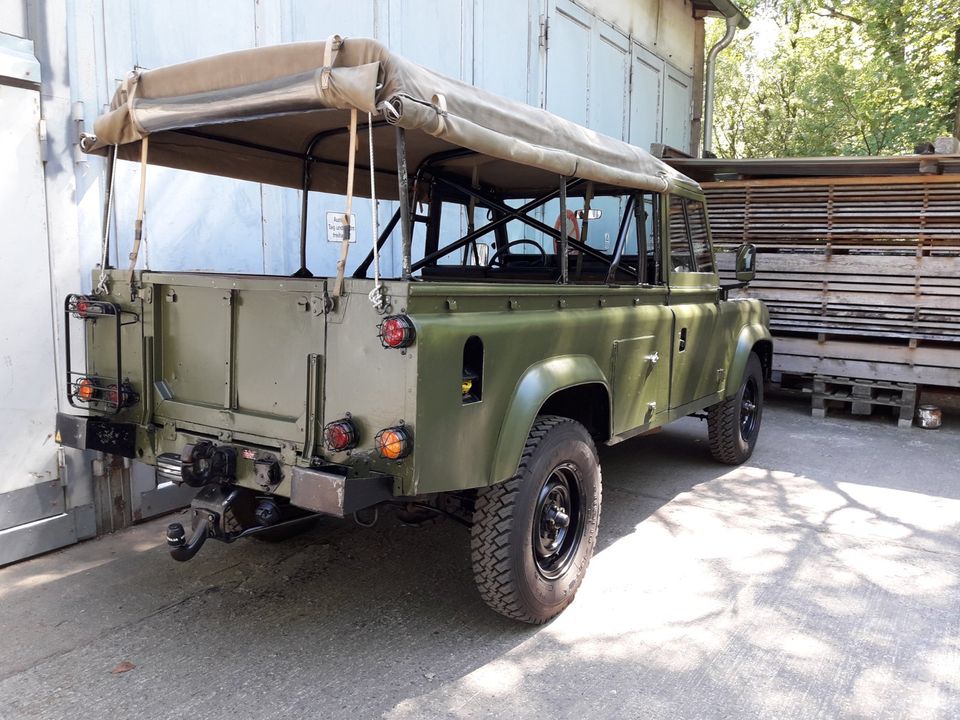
64,293,139,415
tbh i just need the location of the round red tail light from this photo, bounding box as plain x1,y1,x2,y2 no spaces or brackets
378,315,415,349
374,425,412,460
324,418,359,452
106,382,137,409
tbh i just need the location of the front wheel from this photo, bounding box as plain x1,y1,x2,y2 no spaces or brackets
708,352,764,465
471,416,601,624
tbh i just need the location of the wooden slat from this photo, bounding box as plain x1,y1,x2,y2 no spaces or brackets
706,175,960,385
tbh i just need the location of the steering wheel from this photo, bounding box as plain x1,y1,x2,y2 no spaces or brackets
488,239,547,268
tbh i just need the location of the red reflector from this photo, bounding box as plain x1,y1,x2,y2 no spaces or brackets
378,315,415,349
324,418,358,452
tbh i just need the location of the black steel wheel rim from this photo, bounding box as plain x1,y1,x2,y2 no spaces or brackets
740,376,759,439
533,463,584,580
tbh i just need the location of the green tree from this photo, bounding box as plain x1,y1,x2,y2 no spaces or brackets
708,0,960,157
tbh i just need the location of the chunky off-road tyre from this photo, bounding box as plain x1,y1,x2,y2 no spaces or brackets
708,352,764,465
471,415,602,624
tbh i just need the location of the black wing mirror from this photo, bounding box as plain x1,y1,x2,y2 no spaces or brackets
721,243,757,297
735,243,756,283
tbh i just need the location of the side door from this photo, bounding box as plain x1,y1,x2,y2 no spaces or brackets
665,191,724,410
610,192,673,434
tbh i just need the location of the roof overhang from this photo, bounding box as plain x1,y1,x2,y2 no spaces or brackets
665,154,960,183
693,0,750,29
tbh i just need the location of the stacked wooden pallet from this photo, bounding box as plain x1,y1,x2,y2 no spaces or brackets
812,375,918,429
708,174,960,388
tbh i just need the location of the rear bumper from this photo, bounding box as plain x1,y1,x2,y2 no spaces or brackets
55,412,137,458
290,465,393,517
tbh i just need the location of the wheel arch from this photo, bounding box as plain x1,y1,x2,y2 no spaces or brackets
489,355,611,486
726,323,773,399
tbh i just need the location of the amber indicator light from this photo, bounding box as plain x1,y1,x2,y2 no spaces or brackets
76,377,97,402
374,426,412,460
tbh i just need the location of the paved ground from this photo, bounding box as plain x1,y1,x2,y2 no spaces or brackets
1,395,959,719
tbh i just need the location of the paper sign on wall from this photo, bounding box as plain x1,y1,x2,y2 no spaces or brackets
326,212,357,243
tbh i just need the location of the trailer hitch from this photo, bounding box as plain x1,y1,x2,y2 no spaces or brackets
167,518,212,562
164,483,322,561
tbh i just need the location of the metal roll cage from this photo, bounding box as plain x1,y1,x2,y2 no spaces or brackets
171,123,651,284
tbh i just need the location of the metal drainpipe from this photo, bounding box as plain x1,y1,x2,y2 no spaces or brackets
702,14,741,156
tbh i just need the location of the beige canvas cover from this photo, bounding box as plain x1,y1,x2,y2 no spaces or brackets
82,37,695,199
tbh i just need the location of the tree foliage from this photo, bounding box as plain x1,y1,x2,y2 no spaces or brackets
708,0,960,157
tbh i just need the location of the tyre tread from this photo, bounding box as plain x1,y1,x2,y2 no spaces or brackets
470,415,592,624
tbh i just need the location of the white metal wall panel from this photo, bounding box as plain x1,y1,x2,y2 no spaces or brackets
629,44,662,151
662,64,693,152
0,32,57,502
473,0,532,103
545,0,590,127
0,80,59,497
589,23,629,141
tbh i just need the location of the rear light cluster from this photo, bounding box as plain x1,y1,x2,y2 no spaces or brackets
68,295,107,319
71,376,138,409
378,314,415,349
322,416,413,460
324,417,359,453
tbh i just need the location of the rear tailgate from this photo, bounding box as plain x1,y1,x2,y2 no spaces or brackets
144,272,326,448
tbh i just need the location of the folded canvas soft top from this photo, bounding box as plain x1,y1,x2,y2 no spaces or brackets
82,36,696,199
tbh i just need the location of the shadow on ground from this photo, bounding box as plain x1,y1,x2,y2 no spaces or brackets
1,395,958,719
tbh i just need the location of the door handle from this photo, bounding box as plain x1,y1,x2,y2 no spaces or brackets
679,327,687,352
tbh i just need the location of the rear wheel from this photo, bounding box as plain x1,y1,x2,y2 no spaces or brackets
471,416,601,624
708,352,764,465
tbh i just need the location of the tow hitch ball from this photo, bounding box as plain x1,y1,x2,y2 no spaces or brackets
166,517,213,562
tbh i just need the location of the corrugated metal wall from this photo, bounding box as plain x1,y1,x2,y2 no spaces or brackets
0,0,700,562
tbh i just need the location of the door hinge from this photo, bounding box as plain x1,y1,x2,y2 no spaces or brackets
38,116,48,163
538,16,549,50
72,100,87,164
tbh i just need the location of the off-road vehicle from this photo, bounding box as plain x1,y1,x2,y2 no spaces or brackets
57,36,771,624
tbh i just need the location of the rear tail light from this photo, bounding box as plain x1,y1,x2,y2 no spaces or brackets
106,381,138,409
69,295,104,319
324,417,359,452
374,425,412,460
378,315,415,349
75,377,98,402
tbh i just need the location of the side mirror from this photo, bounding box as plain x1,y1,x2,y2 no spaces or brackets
735,243,757,283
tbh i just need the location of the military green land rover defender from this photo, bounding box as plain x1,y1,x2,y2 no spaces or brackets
58,37,771,624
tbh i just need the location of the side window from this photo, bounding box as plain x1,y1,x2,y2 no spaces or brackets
668,195,694,272
685,199,715,273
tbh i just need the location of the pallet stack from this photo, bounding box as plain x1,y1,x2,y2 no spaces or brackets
706,172,960,395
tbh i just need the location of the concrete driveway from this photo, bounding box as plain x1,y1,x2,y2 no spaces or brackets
1,396,958,719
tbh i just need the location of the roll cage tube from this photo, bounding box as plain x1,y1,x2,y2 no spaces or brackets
410,171,642,282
